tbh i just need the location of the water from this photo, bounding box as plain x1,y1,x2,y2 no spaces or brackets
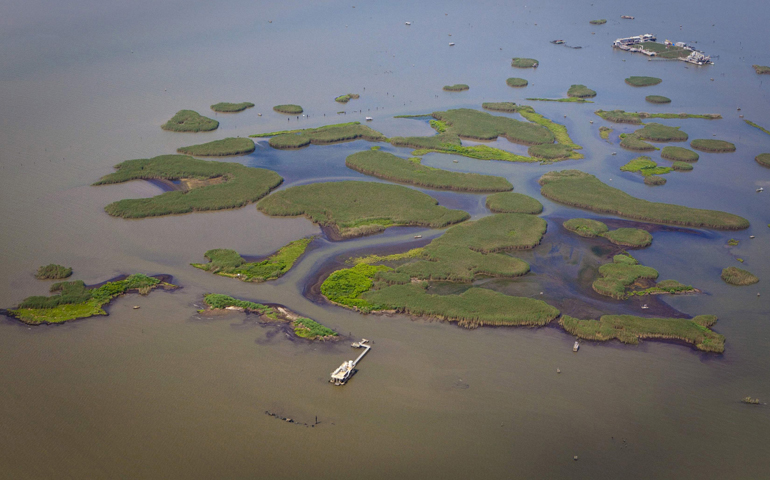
1,0,769,478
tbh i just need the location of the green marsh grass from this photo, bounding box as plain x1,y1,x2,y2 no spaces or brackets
177,137,255,156
567,84,597,98
756,153,770,167
620,156,672,176
645,95,671,104
161,110,219,132
335,93,360,103
744,119,770,136
273,104,303,114
625,76,662,87
35,264,72,280
511,58,539,68
690,139,736,152
210,102,254,113
721,267,759,286
191,238,313,282
752,65,770,74
506,77,528,87
661,146,699,162
485,192,543,214
259,122,386,149
634,123,688,142
443,84,469,92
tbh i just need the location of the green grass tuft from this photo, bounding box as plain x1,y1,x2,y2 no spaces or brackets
721,267,759,286
756,153,770,168
192,238,312,282
661,146,699,162
486,192,543,214
35,264,72,280
210,102,254,113
620,156,672,176
690,139,736,152
625,76,662,87
619,133,658,151
177,137,255,156
161,110,219,132
506,77,528,87
752,65,770,74
567,84,597,98
634,123,688,142
563,218,609,237
335,93,360,103
261,122,387,149
589,19,607,25
645,95,671,104
511,58,539,68
443,84,469,92
273,104,303,114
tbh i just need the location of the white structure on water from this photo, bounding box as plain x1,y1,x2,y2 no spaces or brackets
613,33,712,65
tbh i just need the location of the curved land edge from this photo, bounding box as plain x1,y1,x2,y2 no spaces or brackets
191,238,314,283
93,155,283,218
4,274,178,325
538,170,749,230
177,137,255,156
200,294,338,341
345,149,513,192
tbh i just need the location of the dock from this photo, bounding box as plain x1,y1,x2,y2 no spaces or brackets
330,339,371,385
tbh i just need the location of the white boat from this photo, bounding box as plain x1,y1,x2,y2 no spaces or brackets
365,116,373,121
405,21,411,25
414,235,422,239
573,341,580,352
642,304,649,309
449,42,455,46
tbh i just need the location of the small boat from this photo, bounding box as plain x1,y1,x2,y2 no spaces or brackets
365,116,373,121
573,341,580,352
551,39,565,45
757,187,764,192
621,15,635,19
405,21,411,25
750,235,755,239
642,304,649,309
414,235,422,239
449,42,455,46
258,113,262,116
452,159,459,163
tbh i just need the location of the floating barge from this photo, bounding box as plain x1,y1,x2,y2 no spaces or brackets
330,339,371,385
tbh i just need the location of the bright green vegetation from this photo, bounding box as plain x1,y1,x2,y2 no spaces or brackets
177,137,255,156
564,219,652,247
210,102,254,113
645,95,671,104
191,238,312,282
485,192,543,214
752,65,770,74
202,294,337,340
564,218,609,237
661,146,699,162
511,105,582,151
345,149,513,192
443,84,469,92
638,42,693,59
430,119,448,132
335,93,360,103
255,122,387,149
644,175,666,186
599,126,612,140
481,102,518,112
511,57,539,68
8,274,172,325
561,314,724,353
620,156,672,176
506,77,528,87
161,110,219,132
619,133,657,151
525,97,593,103
591,254,693,299
363,285,560,328
93,155,282,218
671,161,693,171
273,104,303,114
721,267,760,286
528,143,575,160
727,238,740,246
742,396,761,405
35,264,72,280
256,181,469,238
744,120,770,136
567,84,597,98
590,19,607,25
756,153,770,167
539,170,749,229
625,76,662,87
321,263,392,311
595,110,721,124
690,139,736,152
634,123,688,142
428,108,553,145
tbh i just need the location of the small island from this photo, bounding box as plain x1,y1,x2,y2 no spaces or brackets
756,153,770,168
273,104,304,114
210,102,254,113
592,253,695,299
661,146,699,162
590,19,607,25
625,76,663,87
191,238,313,282
345,149,513,192
721,267,759,286
644,175,667,186
634,123,688,142
619,133,657,151
595,110,721,124
161,110,219,132
5,274,176,324
35,264,72,280
567,84,597,98
506,77,528,87
335,93,360,103
443,84,469,92
564,218,652,247
690,139,736,152
511,57,539,68
485,192,543,214
752,65,770,74
599,127,612,140
256,181,470,239
177,137,256,156
201,294,337,340
646,95,671,104
252,122,387,149
94,155,283,218
538,170,749,229
745,120,770,136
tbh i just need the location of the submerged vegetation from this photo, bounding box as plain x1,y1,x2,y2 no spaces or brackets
690,139,736,152
661,146,699,162
161,110,219,132
335,93,360,103
506,77,528,87
35,264,72,280
191,238,313,282
511,57,539,68
443,84,469,92
177,137,255,156
7,274,174,324
252,122,387,149
485,192,543,214
721,267,760,286
756,153,770,167
567,84,597,98
645,95,671,104
93,155,283,218
210,102,254,113
595,110,721,124
345,149,513,192
256,181,469,238
561,314,724,353
539,170,749,229
202,294,337,340
625,76,662,87
273,104,303,114
564,219,652,247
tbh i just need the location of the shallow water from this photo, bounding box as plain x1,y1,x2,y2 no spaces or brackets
1,0,769,478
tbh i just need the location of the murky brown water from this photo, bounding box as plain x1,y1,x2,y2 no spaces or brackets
1,1,769,478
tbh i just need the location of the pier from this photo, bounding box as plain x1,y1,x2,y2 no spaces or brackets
330,339,371,385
